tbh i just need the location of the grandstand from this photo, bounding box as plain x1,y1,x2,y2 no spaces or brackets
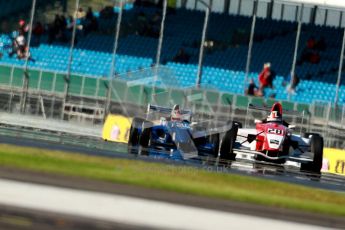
0,0,344,134
0,0,344,106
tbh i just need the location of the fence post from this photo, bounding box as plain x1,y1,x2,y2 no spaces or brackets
155,0,167,67
289,4,304,100
20,0,37,114
196,1,210,87
105,0,124,120
244,0,258,89
61,0,80,119
335,27,345,106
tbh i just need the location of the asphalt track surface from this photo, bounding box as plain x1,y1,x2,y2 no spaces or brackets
0,134,344,192
0,134,345,229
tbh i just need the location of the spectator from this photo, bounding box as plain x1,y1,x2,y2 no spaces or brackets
32,22,44,45
18,19,29,34
298,36,323,65
258,62,273,96
307,36,316,49
172,48,190,64
76,7,86,20
136,11,149,35
309,51,320,64
245,78,258,96
86,7,94,21
84,7,98,35
9,30,28,59
99,6,115,19
55,15,68,42
67,15,75,31
47,23,57,44
315,36,326,51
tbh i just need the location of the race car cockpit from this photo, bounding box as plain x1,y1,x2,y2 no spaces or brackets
261,102,289,127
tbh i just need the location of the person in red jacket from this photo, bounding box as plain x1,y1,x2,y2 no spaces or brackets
258,63,273,96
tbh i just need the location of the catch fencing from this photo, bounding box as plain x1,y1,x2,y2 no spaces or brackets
0,64,344,148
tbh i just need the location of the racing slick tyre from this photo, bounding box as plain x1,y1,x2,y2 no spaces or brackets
303,133,321,138
139,121,153,156
208,133,220,158
128,117,145,154
206,122,220,157
301,134,324,174
219,121,239,160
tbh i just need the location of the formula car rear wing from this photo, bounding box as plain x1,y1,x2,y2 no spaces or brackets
146,104,192,121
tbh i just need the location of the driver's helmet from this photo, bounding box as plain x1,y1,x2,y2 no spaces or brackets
267,102,283,122
171,104,182,121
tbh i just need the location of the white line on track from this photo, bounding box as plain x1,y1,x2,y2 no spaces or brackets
0,179,332,230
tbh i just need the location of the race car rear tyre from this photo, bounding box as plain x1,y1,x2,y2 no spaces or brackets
139,121,153,156
303,133,321,139
206,122,220,157
219,122,239,160
128,117,145,154
301,134,323,173
209,133,220,158
227,120,242,128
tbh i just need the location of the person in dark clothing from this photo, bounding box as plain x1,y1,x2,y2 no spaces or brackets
32,22,44,46
173,48,190,64
84,7,98,35
315,36,327,51
86,7,94,21
245,78,258,96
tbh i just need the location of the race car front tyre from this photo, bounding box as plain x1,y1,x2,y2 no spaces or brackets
301,134,324,173
128,117,145,154
219,122,239,160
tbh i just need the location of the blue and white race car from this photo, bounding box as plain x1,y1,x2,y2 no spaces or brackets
128,104,236,160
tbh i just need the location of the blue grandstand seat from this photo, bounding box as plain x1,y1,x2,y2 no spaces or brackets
0,5,343,104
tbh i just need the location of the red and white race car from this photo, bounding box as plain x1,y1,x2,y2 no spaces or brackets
220,103,324,173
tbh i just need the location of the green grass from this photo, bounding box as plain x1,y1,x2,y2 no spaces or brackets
1,144,345,216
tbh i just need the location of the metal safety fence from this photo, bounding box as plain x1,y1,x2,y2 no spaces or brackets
0,63,344,148
0,0,344,148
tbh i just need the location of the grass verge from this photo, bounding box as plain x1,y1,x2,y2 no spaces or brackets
0,143,345,216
